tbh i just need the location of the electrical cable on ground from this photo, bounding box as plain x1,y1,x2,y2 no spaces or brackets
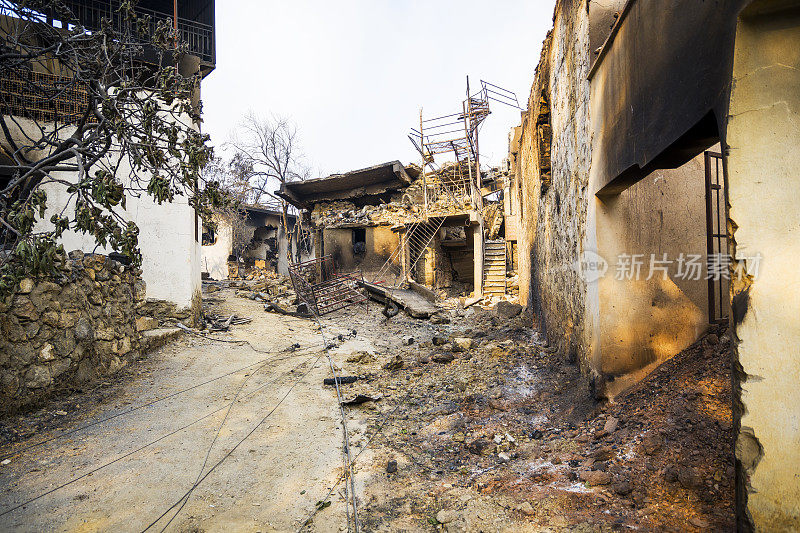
150,349,274,533
297,371,424,531
0,339,323,461
144,320,320,533
0,353,320,519
313,315,359,533
139,350,328,532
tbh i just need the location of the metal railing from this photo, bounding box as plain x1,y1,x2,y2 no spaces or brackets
425,174,473,213
423,160,476,214
371,217,446,288
288,256,366,316
0,69,89,124
31,0,216,64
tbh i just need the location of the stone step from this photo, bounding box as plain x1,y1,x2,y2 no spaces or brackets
141,328,182,353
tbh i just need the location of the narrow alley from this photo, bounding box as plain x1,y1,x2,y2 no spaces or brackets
1,281,734,531
0,291,348,532
1,1,797,531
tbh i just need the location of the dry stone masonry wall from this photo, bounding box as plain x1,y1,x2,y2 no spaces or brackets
0,252,144,411
515,0,592,370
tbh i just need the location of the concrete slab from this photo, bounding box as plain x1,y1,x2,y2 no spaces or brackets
360,281,441,319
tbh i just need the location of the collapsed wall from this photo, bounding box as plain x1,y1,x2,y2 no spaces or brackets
0,252,144,412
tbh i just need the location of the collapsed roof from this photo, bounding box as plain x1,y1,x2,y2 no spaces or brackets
276,161,415,210
242,205,297,220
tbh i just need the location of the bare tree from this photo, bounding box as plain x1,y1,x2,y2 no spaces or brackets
0,0,222,294
228,112,309,264
201,156,252,261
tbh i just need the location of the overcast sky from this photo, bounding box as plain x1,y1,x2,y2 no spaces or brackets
201,1,554,178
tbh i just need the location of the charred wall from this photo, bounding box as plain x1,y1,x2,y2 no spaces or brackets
323,226,399,278
513,0,593,368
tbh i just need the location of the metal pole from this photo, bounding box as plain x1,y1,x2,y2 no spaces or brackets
463,98,475,203
421,108,427,220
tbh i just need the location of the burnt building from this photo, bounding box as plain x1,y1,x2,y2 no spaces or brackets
0,0,217,315
508,0,800,528
201,206,313,280
277,160,508,299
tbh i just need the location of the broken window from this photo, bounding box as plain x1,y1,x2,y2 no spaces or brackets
297,226,313,255
352,228,366,255
201,226,216,246
537,91,552,193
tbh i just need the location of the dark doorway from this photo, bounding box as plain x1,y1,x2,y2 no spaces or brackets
352,228,366,255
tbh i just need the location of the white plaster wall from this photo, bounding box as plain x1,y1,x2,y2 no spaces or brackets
201,217,233,280
727,6,800,529
39,160,200,310
20,101,204,312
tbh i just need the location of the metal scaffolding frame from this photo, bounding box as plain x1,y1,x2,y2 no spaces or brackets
409,78,521,218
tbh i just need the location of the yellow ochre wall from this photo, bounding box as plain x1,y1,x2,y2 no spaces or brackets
727,3,800,529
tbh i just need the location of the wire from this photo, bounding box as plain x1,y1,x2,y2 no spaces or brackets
0,353,319,519
0,340,323,461
137,309,349,531
297,374,421,532
151,343,286,532
313,315,359,533
152,328,310,533
177,322,325,355
139,350,327,532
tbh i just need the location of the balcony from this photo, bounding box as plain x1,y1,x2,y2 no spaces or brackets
4,1,215,68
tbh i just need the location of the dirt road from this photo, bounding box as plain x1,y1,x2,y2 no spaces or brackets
0,286,735,532
0,290,358,532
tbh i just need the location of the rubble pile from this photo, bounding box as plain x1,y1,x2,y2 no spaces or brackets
327,303,734,531
228,264,284,282
201,313,252,332
311,198,422,228
228,274,307,316
483,203,504,240
311,165,477,229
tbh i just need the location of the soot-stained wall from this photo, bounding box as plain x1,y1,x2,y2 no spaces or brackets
323,226,399,278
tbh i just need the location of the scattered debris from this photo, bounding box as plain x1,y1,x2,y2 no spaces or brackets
382,355,404,371
323,376,359,386
345,352,375,364
336,302,734,532
203,313,252,332
431,353,455,364
494,300,523,319
382,301,400,318
435,509,457,524
341,394,382,406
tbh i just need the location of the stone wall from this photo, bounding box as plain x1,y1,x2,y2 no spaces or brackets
0,252,144,412
511,0,593,369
